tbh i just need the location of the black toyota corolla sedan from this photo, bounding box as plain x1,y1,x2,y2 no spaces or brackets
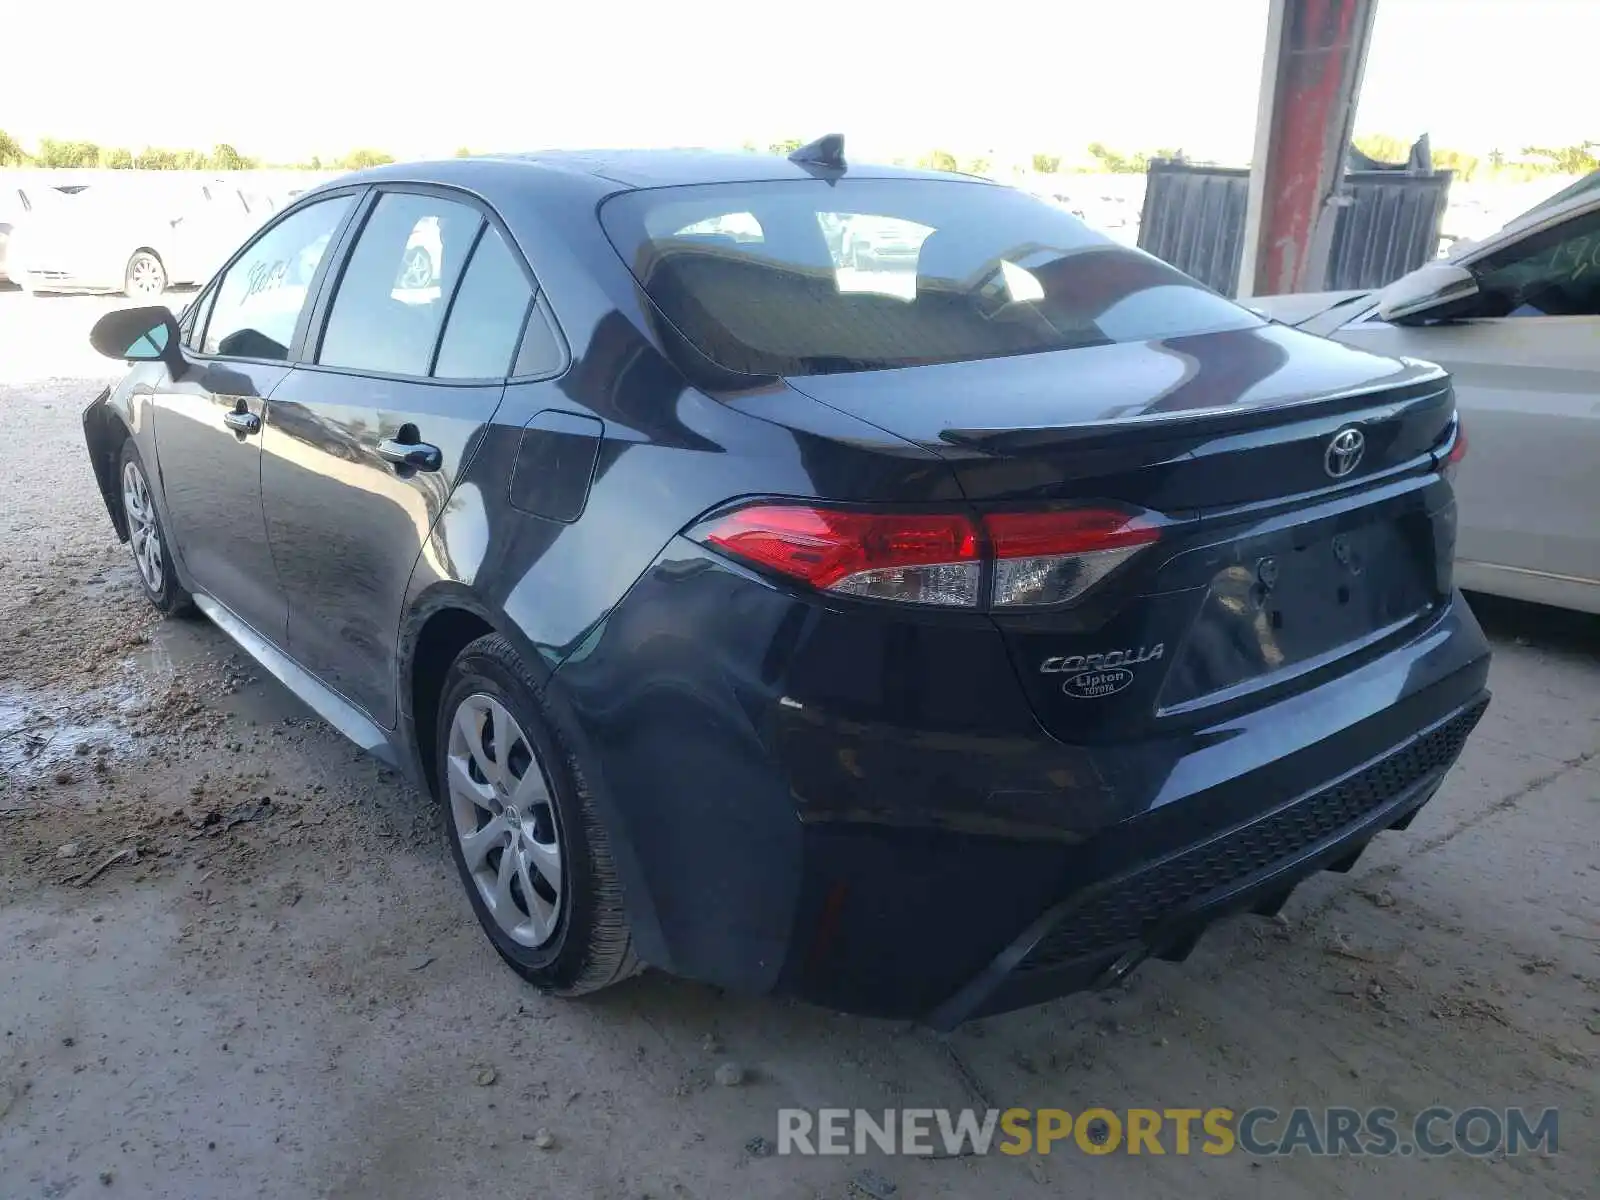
81,141,1490,1026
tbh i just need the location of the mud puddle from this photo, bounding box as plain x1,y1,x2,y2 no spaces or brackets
0,618,221,793
0,685,139,787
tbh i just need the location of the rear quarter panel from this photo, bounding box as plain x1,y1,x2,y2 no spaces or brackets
392,195,959,975
399,178,963,684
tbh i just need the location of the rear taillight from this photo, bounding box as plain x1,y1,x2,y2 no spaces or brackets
1442,417,1467,481
689,503,1159,609
696,505,981,607
986,509,1160,608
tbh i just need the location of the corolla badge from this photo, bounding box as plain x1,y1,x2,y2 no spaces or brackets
1039,644,1164,674
1040,644,1164,700
1324,426,1365,478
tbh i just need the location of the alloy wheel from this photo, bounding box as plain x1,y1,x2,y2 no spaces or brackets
447,693,564,947
127,254,164,298
121,460,164,593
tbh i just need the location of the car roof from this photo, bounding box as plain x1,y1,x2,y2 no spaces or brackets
328,147,986,195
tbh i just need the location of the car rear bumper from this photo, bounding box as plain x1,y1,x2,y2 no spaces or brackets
928,694,1484,1026
552,543,1492,1023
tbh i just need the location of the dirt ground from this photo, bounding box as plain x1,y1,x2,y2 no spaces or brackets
1,290,1596,1200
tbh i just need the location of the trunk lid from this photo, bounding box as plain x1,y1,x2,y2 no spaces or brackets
1246,288,1374,330
786,324,1450,507
787,324,1459,743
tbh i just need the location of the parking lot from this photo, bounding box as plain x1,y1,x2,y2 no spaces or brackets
0,286,1596,1198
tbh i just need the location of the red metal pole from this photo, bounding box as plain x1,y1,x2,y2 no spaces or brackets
1238,0,1378,297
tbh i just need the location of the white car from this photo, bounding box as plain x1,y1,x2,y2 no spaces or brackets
8,180,274,298
397,215,443,293
840,214,930,270
0,183,72,284
1251,172,1600,614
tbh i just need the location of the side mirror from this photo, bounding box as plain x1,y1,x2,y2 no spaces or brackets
89,306,186,376
1375,261,1479,325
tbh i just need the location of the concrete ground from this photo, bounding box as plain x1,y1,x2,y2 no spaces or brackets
1,289,1596,1200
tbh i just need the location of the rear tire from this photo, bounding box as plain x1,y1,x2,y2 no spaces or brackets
123,250,166,299
118,440,194,617
437,633,638,995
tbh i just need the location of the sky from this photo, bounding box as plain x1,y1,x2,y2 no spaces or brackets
1,0,1594,163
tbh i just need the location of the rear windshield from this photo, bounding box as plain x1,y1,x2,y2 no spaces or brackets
600,178,1260,377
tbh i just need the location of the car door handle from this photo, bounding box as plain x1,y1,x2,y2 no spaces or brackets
377,438,442,472
222,409,260,434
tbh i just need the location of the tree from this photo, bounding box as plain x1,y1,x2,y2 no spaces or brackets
0,127,27,165
103,147,135,169
338,148,395,170
1085,141,1132,173
1431,147,1480,182
1353,132,1411,164
964,156,991,178
767,138,802,156
1520,142,1599,174
1031,152,1061,174
1083,142,1179,175
453,146,473,158
920,148,959,172
35,138,101,167
211,143,246,170
138,146,179,170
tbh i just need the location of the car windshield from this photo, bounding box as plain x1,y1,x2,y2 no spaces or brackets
601,178,1259,377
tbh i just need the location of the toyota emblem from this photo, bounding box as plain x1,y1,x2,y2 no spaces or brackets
1324,427,1365,478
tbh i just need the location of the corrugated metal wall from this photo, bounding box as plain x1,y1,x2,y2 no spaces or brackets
1325,172,1454,294
1136,164,1251,296
1137,159,1453,297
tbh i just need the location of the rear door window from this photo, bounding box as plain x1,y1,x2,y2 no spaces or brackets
317,192,485,377
432,225,534,379
203,194,354,360
602,179,1259,377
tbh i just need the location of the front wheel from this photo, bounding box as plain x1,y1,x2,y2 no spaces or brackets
123,250,167,299
438,634,638,995
119,440,193,616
